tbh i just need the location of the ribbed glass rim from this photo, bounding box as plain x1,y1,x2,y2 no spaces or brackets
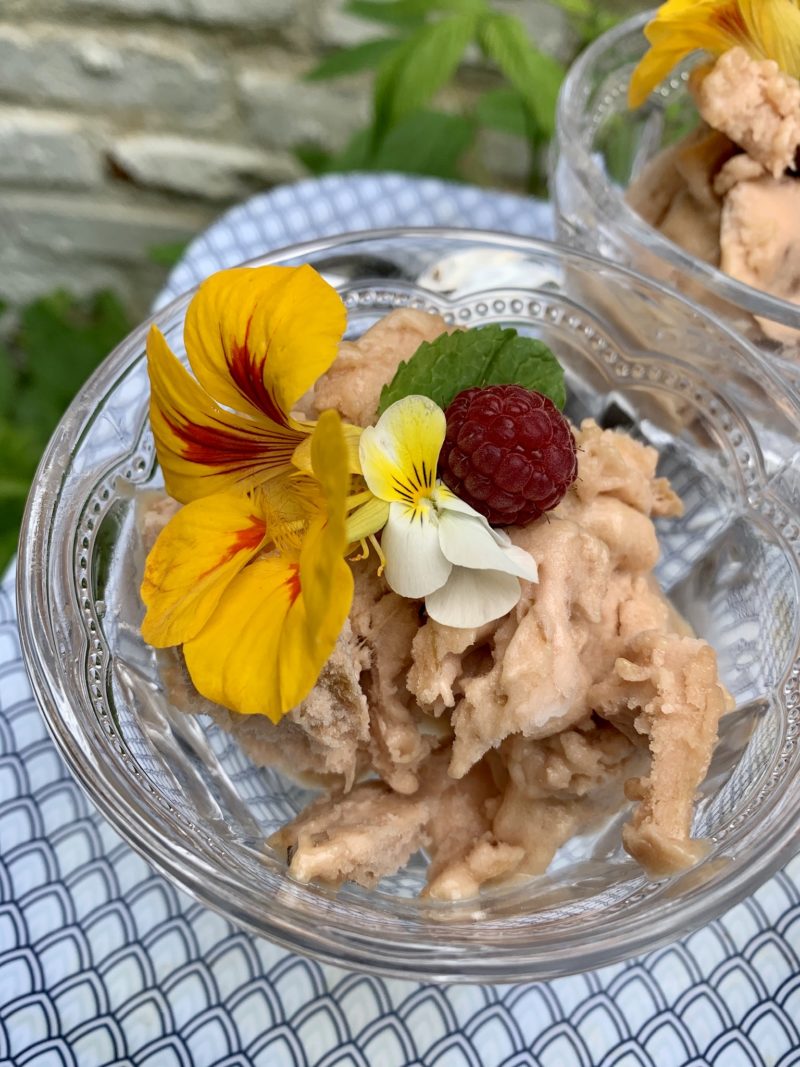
16,227,800,982
556,10,800,332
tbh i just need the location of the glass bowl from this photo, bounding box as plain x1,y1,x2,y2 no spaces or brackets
17,228,800,983
552,10,800,393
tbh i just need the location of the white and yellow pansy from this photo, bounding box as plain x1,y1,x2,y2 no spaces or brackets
354,395,538,628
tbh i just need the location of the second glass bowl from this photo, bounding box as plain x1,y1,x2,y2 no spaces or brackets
552,10,800,392
18,229,800,982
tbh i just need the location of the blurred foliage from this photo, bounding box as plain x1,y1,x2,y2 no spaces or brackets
300,0,639,194
0,292,130,571
148,240,190,268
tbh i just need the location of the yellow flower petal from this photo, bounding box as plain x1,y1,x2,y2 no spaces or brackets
184,264,347,427
292,419,364,476
183,409,354,721
629,41,697,107
345,495,391,543
147,324,304,503
278,514,354,711
628,0,800,107
141,490,268,647
359,395,445,505
183,555,301,721
289,409,354,700
741,0,800,76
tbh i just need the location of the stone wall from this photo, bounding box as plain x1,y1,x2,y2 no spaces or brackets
0,0,567,316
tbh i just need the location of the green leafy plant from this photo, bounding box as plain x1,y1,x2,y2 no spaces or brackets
302,0,633,193
0,291,130,571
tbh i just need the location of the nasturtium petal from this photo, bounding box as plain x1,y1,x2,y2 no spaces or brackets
185,265,347,427
359,394,445,503
140,490,268,648
183,555,298,721
299,409,354,636
742,0,800,76
279,513,354,712
629,0,800,108
629,42,694,107
292,421,363,476
147,323,302,503
183,409,354,722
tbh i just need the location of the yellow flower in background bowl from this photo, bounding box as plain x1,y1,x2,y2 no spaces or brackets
146,264,347,503
141,410,353,722
629,0,800,107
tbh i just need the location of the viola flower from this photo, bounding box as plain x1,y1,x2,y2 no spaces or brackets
141,410,354,721
146,264,348,503
356,395,538,628
629,0,800,108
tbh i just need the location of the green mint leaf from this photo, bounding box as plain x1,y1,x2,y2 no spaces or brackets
305,38,405,81
378,325,566,414
477,12,564,136
373,13,477,132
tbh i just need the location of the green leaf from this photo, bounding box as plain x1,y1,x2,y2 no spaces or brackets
305,37,405,80
475,87,529,138
294,143,334,174
0,477,31,499
316,110,473,178
373,13,477,133
0,418,41,487
325,128,375,171
20,290,130,412
0,288,131,571
378,325,566,414
544,0,592,16
478,12,564,136
148,240,189,268
374,109,474,176
346,0,483,24
0,344,16,420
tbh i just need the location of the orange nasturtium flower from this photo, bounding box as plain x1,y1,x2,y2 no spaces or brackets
141,410,354,721
146,264,347,503
629,0,800,108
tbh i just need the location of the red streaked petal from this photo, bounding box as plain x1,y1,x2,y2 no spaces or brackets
147,323,306,502
141,490,269,647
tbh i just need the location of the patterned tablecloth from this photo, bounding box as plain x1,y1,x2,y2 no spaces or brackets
3,174,800,1067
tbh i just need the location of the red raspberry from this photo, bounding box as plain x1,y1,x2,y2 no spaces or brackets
439,385,577,526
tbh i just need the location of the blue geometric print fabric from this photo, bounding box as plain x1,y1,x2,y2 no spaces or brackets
155,173,554,308
2,174,800,1067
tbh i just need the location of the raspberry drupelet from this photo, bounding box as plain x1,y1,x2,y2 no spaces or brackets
439,384,578,527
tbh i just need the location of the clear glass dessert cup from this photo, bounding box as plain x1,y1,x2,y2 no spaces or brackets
17,229,800,983
552,10,800,394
